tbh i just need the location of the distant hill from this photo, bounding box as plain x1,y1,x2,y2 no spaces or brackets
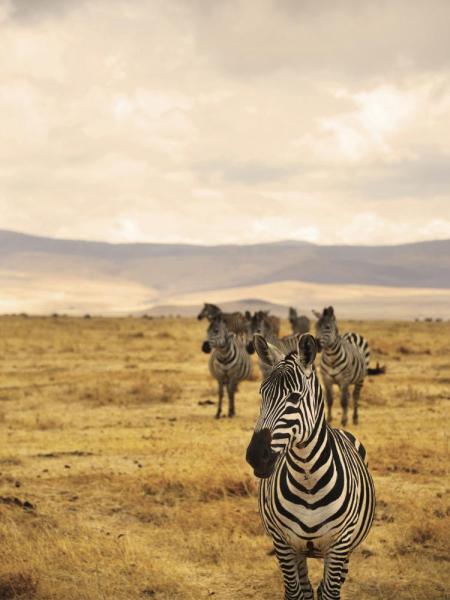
0,230,448,317
141,299,290,318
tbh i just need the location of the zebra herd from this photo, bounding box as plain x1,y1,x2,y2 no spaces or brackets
199,302,382,600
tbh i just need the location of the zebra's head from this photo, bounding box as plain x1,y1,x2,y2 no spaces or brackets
314,306,338,349
205,316,229,349
197,303,220,321
246,333,318,479
250,311,270,336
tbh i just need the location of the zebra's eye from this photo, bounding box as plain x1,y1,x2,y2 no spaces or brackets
289,392,302,404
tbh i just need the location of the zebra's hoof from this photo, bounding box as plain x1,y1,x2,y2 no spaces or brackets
341,417,348,426
228,413,235,418
215,414,221,419
353,416,359,425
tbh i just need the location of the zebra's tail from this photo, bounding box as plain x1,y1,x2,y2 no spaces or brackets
367,361,386,376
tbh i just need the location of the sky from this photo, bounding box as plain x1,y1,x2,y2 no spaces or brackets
0,0,449,246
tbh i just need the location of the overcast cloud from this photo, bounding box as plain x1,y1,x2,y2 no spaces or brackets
0,0,449,245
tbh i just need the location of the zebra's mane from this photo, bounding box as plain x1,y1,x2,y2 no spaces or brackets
262,353,302,389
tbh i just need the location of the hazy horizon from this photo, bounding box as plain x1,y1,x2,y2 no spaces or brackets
1,227,449,248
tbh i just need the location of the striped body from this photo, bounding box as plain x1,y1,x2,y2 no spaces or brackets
246,334,375,600
320,332,369,386
205,317,252,418
315,307,370,426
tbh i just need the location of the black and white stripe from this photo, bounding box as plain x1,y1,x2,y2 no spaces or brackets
246,333,375,600
314,306,369,426
202,316,252,418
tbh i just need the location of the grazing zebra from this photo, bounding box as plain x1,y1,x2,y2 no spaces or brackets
197,303,249,339
201,316,252,418
288,307,310,334
313,306,370,426
246,333,375,600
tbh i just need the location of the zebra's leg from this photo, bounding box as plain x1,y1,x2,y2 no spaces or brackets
227,381,236,418
215,381,224,419
352,380,364,425
317,550,350,600
272,540,306,600
297,555,314,600
340,384,350,426
324,382,334,423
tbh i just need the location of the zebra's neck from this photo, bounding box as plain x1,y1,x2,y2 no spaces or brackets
321,335,344,361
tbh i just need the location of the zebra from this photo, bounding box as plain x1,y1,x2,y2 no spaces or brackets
246,333,375,600
288,307,310,335
250,311,301,379
197,303,249,339
201,315,252,418
313,306,370,426
251,310,281,337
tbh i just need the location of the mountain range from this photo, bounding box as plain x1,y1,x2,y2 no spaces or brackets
0,230,448,318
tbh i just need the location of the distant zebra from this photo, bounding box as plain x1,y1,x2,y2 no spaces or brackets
197,303,249,339
314,306,370,426
288,306,310,334
250,311,300,378
251,310,281,337
246,333,375,600
201,316,252,418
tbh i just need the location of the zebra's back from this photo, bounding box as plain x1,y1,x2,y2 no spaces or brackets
343,332,370,372
321,333,368,385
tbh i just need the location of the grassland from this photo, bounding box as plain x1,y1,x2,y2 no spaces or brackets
0,316,449,600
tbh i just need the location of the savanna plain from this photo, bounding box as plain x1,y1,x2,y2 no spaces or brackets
0,316,449,600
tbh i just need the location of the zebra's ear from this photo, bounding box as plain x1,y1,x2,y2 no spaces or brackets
297,334,317,371
253,334,284,366
312,309,322,319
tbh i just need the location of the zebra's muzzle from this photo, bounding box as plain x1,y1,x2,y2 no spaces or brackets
246,429,278,479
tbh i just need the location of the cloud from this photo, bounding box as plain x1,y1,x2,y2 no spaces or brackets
0,0,449,245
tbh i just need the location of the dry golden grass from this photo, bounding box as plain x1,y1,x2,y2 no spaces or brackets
0,315,449,599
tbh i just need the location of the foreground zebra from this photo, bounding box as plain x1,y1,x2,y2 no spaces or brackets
314,306,370,426
201,316,252,418
197,303,248,339
289,307,310,334
246,333,375,600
